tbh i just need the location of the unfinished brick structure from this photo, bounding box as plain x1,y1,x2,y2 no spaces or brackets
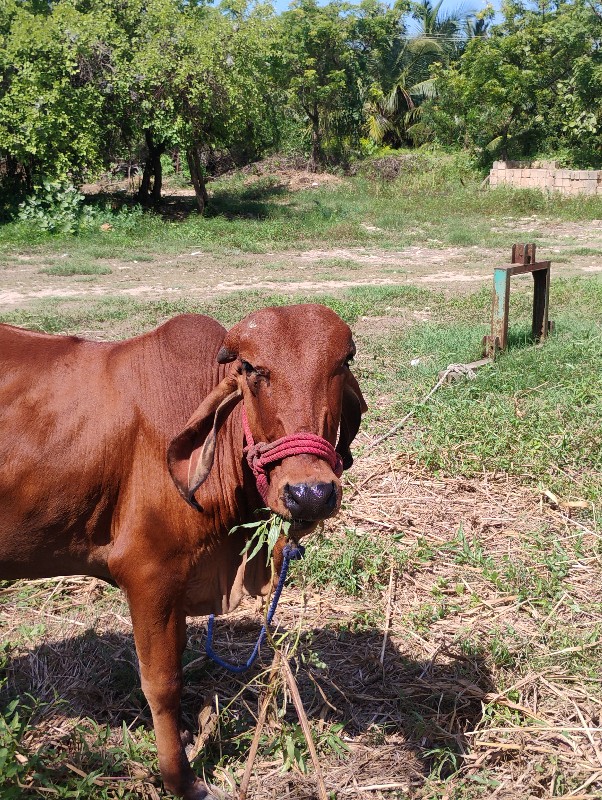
489,160,602,195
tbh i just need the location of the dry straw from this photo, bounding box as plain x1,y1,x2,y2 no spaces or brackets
2,440,601,798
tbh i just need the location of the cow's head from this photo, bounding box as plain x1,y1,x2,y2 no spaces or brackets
167,304,367,529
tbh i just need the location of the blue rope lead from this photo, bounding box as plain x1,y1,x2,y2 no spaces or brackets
205,543,305,673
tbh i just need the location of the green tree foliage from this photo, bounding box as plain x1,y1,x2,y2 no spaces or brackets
278,0,368,168
0,0,124,190
0,0,281,210
2,0,599,215
360,0,472,147
427,0,602,166
119,0,281,209
363,35,442,146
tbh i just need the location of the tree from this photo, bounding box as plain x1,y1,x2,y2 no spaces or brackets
427,0,602,165
363,35,441,146
360,0,467,147
0,0,281,211
279,0,365,168
0,0,124,189
117,0,280,211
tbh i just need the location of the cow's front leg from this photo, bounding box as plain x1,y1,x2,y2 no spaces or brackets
124,574,216,799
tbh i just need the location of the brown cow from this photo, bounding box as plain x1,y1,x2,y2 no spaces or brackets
0,303,367,799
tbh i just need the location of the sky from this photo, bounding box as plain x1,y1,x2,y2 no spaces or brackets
270,0,499,16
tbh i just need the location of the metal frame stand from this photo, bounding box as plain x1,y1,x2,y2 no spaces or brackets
482,243,553,358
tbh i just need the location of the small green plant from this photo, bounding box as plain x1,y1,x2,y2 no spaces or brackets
279,724,308,773
17,181,146,237
18,181,92,234
0,647,39,798
231,512,291,564
266,721,349,774
0,696,32,798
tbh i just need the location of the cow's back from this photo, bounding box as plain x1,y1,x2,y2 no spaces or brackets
0,315,227,580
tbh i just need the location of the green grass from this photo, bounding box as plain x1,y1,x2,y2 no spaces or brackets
1,152,601,261
0,284,435,334
316,257,365,271
337,277,602,503
40,261,112,276
566,246,602,256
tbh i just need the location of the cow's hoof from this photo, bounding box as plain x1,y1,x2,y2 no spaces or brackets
184,780,228,800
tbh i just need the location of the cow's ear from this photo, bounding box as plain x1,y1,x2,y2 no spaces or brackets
336,370,368,471
167,374,242,510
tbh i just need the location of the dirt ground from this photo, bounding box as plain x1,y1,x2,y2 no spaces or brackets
1,217,602,310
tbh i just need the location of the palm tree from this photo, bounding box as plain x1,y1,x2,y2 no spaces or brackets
363,35,441,146
410,0,471,59
464,9,493,39
411,0,468,35
363,0,484,147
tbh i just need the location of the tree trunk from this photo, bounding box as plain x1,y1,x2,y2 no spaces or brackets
187,147,209,215
307,104,321,173
137,130,166,206
6,154,31,194
150,140,165,204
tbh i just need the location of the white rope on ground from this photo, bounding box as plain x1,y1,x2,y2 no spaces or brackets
364,362,478,453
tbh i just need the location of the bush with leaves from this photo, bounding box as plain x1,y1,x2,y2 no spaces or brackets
17,182,95,234
18,181,146,235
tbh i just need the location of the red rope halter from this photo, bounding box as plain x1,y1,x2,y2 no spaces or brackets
241,406,344,503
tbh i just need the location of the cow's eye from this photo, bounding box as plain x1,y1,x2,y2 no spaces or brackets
241,360,255,374
344,354,354,367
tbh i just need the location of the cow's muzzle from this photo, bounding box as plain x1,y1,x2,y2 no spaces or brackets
241,406,344,510
283,480,338,521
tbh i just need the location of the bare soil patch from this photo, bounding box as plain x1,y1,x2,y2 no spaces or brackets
2,239,601,312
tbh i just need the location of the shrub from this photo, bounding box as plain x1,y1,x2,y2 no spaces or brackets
17,181,92,234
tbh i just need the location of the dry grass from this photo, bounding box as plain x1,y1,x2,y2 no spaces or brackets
2,445,601,799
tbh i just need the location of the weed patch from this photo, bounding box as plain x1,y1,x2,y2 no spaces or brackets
41,262,112,276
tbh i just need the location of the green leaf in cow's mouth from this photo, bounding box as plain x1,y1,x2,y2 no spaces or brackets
229,510,292,565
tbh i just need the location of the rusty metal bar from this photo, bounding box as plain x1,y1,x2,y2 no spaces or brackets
482,243,553,358
532,267,550,341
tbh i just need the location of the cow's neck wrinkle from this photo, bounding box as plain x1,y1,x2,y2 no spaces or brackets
184,405,271,616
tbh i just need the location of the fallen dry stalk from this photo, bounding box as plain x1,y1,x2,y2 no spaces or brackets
280,653,329,800
380,565,395,666
238,652,281,800
364,362,480,452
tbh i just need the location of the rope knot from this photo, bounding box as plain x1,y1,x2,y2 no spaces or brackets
242,407,343,503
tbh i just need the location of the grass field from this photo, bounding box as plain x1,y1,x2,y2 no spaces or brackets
1,159,602,799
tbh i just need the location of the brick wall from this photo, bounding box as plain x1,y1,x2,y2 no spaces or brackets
489,160,602,195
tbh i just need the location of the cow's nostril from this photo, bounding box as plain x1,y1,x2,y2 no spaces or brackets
283,481,337,520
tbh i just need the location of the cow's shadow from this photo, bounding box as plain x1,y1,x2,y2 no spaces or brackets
2,617,495,791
